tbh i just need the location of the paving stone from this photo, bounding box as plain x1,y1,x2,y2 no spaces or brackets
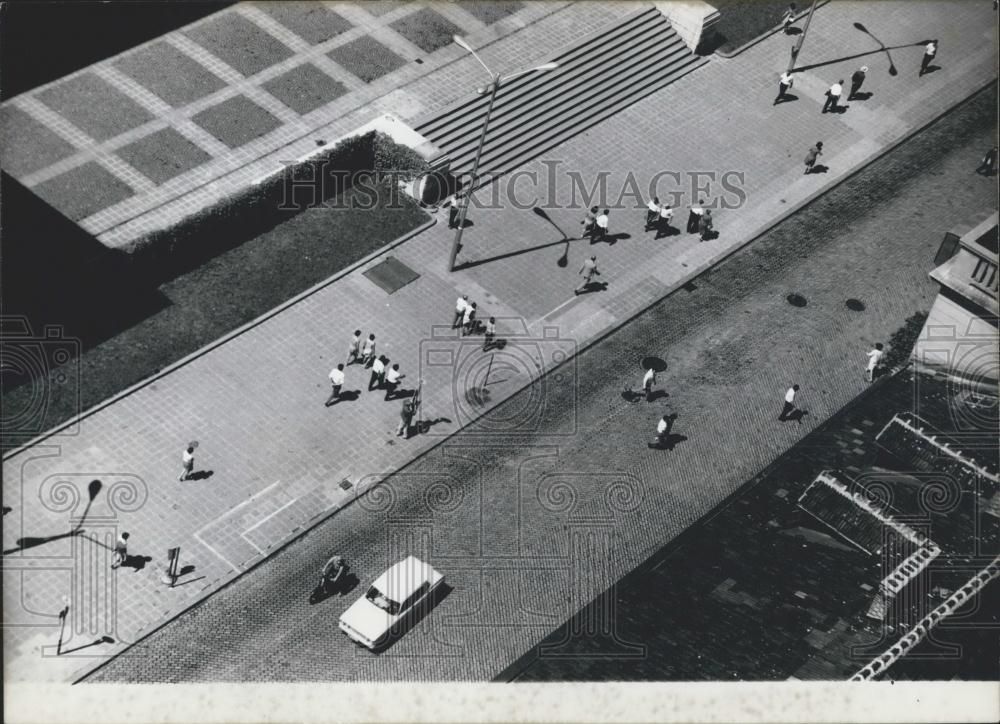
327,35,407,82
32,162,134,221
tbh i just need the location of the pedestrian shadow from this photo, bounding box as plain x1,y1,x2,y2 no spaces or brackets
921,65,941,75
387,388,417,402
849,91,873,101
591,232,631,246
648,433,688,451
646,390,670,402
654,224,681,239
329,390,362,405
59,636,115,655
415,417,452,435
774,93,800,105
186,470,214,481
4,529,85,555
2,506,11,516
309,572,360,605
622,389,643,403
122,553,153,571
787,409,810,424
483,338,507,353
829,104,849,114
576,281,609,295
785,27,803,36
171,564,207,587
808,164,830,175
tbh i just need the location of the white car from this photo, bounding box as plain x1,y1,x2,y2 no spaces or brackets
338,555,444,649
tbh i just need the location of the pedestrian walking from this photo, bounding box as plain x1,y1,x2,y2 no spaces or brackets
346,330,362,365
448,192,464,229
575,255,601,295
919,40,937,76
179,445,196,481
452,295,469,328
581,206,598,239
595,209,610,242
804,141,823,174
361,333,376,366
781,3,797,33
686,200,705,233
774,71,794,104
865,343,884,382
975,146,998,175
642,367,657,402
483,317,496,351
111,531,129,569
369,355,387,390
384,364,406,401
397,398,416,438
848,66,868,100
649,413,677,448
326,363,345,406
645,196,660,230
655,202,675,238
699,210,714,241
779,384,800,421
462,301,478,336
822,80,843,113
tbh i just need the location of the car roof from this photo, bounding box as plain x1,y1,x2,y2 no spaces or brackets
371,555,433,600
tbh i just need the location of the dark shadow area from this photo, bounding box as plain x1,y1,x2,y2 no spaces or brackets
4,529,85,555
123,554,153,571
849,91,873,101
309,572,360,605
2,506,12,516
774,93,800,105
787,409,810,424
334,389,363,403
785,26,803,36
414,417,452,435
648,433,688,450
0,172,171,380
921,64,941,76
179,564,196,577
654,224,681,239
58,636,115,656
185,470,214,481
575,281,610,296
646,390,670,403
591,231,631,246
794,40,928,73
386,388,416,402
808,164,830,175
455,236,581,271
0,1,230,100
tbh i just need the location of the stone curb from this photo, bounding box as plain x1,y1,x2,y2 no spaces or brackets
74,79,996,684
2,214,436,463
715,1,832,59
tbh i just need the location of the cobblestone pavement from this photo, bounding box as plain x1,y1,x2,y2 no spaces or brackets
2,0,995,683
88,84,998,682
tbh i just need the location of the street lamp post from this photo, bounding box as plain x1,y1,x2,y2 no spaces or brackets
447,36,557,272
787,0,821,73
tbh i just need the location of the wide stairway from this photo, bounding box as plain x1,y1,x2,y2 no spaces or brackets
413,6,708,184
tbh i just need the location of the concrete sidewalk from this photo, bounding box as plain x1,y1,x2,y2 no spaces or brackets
2,0,996,683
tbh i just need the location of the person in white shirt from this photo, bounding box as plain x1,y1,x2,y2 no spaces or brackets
346,330,362,365
642,367,657,402
645,196,660,230
686,200,705,233
775,71,794,104
650,413,677,448
920,40,937,76
384,364,406,401
656,203,674,238
179,445,196,481
361,333,376,366
595,209,610,241
463,301,478,336
368,355,386,391
326,363,345,406
452,295,468,328
865,343,884,382
779,384,800,420
822,80,844,113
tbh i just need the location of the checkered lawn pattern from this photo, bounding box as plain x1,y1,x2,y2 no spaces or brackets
463,1,525,25
0,105,77,177
112,41,226,108
261,63,349,116
37,72,153,141
191,95,283,149
389,8,463,54
183,12,294,77
254,1,354,45
32,161,134,220
116,127,213,184
327,35,407,82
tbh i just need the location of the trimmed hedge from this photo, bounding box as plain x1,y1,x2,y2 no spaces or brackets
129,131,430,280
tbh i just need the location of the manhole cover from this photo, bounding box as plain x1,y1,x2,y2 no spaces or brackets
786,293,808,307
846,298,866,311
363,256,420,294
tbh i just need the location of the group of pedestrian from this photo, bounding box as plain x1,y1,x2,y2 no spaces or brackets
644,196,676,237
581,206,611,242
453,294,498,350
327,330,411,406
685,200,715,241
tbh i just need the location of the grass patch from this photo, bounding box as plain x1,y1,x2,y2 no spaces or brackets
885,311,929,369
1,183,429,443
389,8,461,54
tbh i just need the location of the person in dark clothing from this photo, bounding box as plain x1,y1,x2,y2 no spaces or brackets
919,40,937,76
848,66,868,100
804,142,823,174
975,146,998,175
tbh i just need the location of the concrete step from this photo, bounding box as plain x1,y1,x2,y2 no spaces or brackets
414,7,707,187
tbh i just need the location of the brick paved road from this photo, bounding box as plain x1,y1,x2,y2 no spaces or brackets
88,84,998,682
3,0,994,684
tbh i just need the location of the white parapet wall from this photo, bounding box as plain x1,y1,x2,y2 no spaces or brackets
653,1,721,52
